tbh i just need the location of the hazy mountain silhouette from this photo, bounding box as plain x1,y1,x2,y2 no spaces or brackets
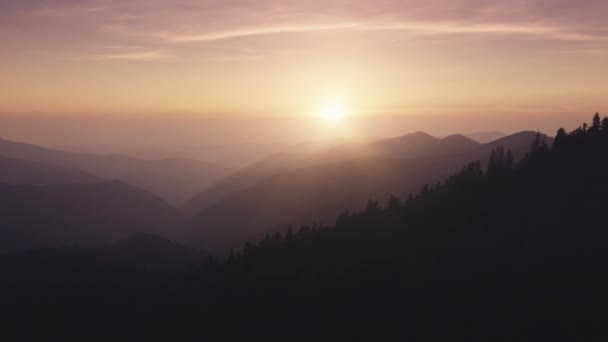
462,131,506,143
186,131,550,253
192,115,605,340
0,181,180,253
183,132,482,215
1,233,208,277
187,157,456,253
55,141,290,167
182,152,304,214
109,232,208,270
0,156,102,184
297,132,480,164
357,132,479,159
0,137,231,205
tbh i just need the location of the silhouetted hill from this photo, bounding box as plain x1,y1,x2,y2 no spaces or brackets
485,131,553,154
461,131,553,168
438,134,481,152
307,131,480,163
0,156,102,184
186,131,548,253
110,232,208,270
183,132,482,216
463,131,506,143
348,131,439,158
55,141,291,167
1,233,207,273
186,157,459,253
196,115,606,340
362,132,480,159
0,137,231,205
0,181,181,252
183,152,304,214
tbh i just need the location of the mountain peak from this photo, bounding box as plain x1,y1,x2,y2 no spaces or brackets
486,131,553,148
370,131,438,146
463,131,506,143
406,131,437,140
440,134,480,146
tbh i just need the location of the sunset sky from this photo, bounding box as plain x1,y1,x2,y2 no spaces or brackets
1,1,607,145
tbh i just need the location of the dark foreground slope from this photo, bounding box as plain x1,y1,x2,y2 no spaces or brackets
0,181,181,252
1,115,607,341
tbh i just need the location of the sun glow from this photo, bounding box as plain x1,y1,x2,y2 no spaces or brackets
320,101,346,123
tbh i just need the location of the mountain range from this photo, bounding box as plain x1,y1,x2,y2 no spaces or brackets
3,116,602,341
0,137,231,205
0,181,180,253
0,130,551,254
185,131,551,253
0,156,102,185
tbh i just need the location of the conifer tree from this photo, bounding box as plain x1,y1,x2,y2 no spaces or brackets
554,127,567,148
387,195,402,212
592,113,601,132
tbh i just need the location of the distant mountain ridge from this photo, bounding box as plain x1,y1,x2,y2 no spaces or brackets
183,132,481,215
0,156,102,185
0,130,551,255
184,131,538,217
1,232,209,272
462,131,506,143
185,131,552,253
0,180,181,253
0,137,231,205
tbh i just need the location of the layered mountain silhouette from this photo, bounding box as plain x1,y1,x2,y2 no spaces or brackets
185,131,551,253
0,156,102,185
0,181,180,253
55,141,291,167
1,233,208,272
109,232,209,270
2,115,605,341
183,132,482,215
0,130,550,255
0,137,231,205
462,131,505,143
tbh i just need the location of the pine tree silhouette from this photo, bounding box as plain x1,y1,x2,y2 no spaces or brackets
592,113,601,132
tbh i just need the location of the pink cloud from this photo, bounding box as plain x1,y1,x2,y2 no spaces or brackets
2,1,607,60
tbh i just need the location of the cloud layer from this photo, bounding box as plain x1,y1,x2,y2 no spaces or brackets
2,0,607,60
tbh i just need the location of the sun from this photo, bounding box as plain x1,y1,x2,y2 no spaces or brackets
320,101,346,123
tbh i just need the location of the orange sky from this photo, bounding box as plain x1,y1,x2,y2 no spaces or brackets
0,1,607,146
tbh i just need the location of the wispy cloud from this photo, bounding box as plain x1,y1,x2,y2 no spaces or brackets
161,23,362,43
88,50,171,61
360,22,606,42
157,21,607,44
4,0,608,62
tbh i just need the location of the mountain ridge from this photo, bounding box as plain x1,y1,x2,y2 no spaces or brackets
0,156,103,185
0,137,231,205
0,180,181,253
185,131,552,253
184,131,546,218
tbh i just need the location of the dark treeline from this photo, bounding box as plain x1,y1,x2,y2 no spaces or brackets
3,114,608,341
